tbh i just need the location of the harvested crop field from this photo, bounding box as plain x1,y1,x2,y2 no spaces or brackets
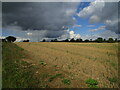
15,42,119,88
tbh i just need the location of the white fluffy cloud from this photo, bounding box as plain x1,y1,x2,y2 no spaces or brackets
78,0,119,34
69,30,81,39
77,0,105,18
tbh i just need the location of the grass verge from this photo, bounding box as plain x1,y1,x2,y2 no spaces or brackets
2,42,39,88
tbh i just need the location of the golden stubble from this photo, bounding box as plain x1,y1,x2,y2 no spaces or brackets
16,42,118,88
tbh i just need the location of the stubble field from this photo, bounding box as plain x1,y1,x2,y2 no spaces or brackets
15,42,119,88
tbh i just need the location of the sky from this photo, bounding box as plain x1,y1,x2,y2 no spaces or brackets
1,0,120,42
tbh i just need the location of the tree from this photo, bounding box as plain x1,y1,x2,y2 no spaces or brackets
51,39,58,42
23,40,29,42
103,39,106,42
76,39,79,42
84,39,89,42
90,39,92,42
51,40,54,42
118,40,120,42
115,38,118,42
80,39,83,42
2,39,6,42
70,38,75,42
42,39,46,42
95,37,103,43
54,39,58,42
64,39,69,42
108,38,114,43
5,36,16,42
76,38,83,42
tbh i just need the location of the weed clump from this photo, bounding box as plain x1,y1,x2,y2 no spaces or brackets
62,79,71,85
108,78,118,83
85,78,99,88
39,61,47,66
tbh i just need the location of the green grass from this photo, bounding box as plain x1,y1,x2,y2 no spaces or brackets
41,73,50,79
62,79,71,85
87,84,99,88
111,62,117,67
54,69,59,71
85,78,99,88
53,65,58,67
108,78,118,83
48,73,62,82
2,42,39,88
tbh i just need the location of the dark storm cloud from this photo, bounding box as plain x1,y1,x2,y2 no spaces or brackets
45,30,66,38
2,2,78,31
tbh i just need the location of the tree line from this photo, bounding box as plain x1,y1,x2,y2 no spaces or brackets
43,37,120,43
1,36,120,43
